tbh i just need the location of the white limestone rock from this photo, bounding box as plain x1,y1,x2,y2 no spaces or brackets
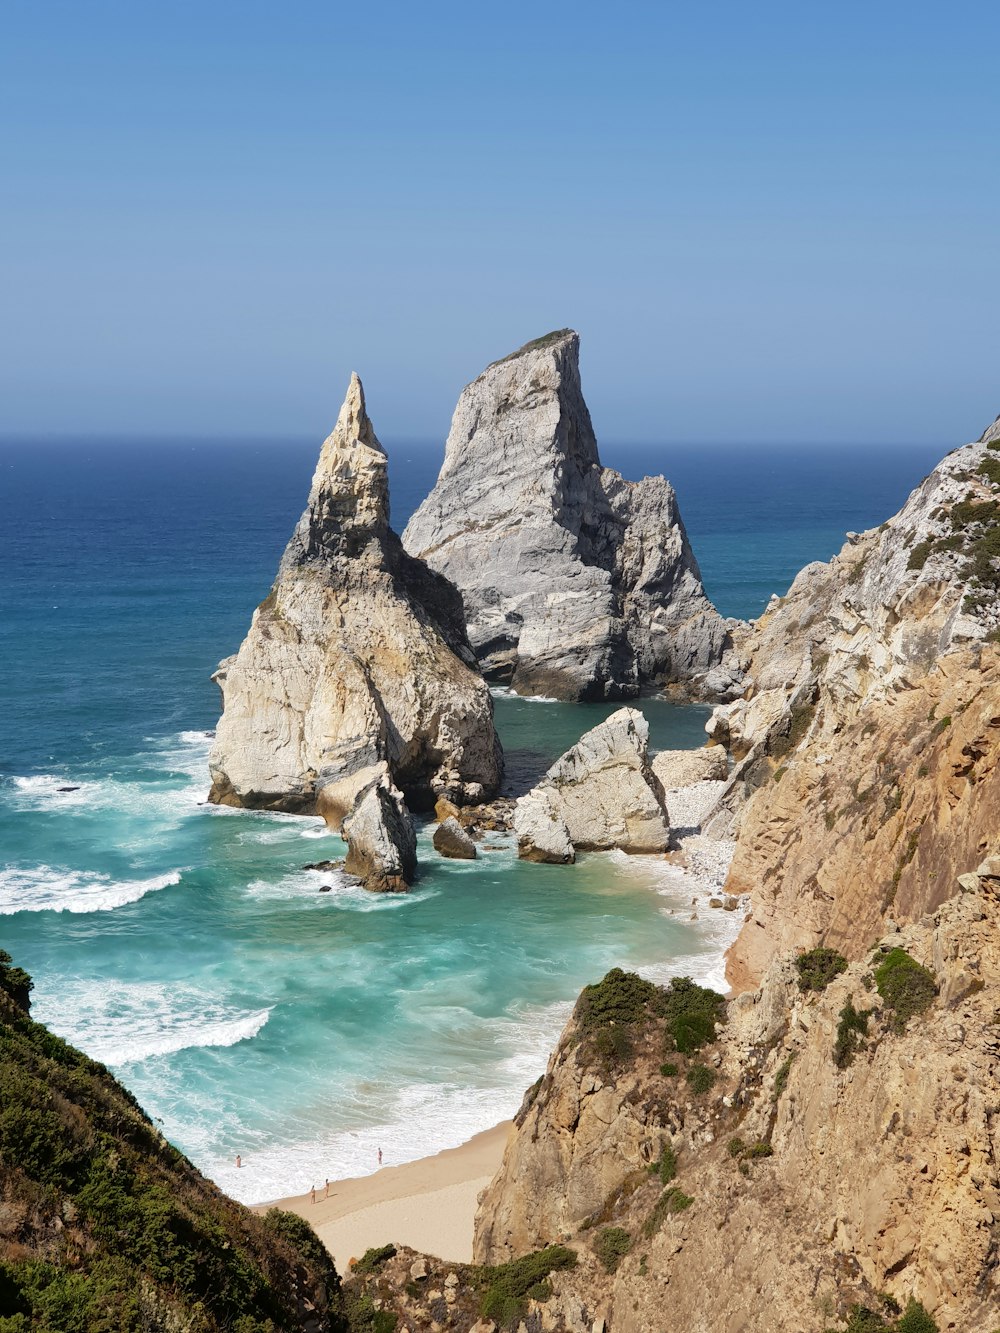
651,744,729,789
402,330,741,702
432,816,477,860
513,790,575,865
515,707,669,859
208,374,502,821
342,771,417,893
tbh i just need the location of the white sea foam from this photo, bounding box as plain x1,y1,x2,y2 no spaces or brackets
204,998,570,1206
489,686,560,704
0,865,182,915
33,979,272,1066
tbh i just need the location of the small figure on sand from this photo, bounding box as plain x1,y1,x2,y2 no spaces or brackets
377,1147,383,1166
310,1185,316,1204
324,1178,330,1198
235,1154,241,1169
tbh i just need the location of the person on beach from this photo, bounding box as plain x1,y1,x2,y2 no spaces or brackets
310,1185,316,1204
377,1147,383,1166
235,1154,241,1169
324,1178,329,1198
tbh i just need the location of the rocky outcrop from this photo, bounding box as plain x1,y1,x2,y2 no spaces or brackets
472,879,1000,1333
342,770,417,892
705,417,1000,987
432,817,477,860
402,330,740,701
513,708,670,860
650,743,728,789
208,374,502,823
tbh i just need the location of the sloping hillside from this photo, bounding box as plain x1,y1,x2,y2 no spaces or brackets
0,953,341,1333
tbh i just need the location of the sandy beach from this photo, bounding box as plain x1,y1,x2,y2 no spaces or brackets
255,1121,512,1273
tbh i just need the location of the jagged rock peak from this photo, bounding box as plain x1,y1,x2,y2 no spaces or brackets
208,372,502,832
288,372,390,563
403,331,741,702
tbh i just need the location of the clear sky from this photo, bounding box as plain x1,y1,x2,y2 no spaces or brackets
2,1,998,445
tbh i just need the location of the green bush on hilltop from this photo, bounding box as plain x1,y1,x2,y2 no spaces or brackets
662,976,727,1054
685,1063,717,1095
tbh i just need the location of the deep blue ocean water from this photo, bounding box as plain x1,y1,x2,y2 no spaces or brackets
0,435,945,1202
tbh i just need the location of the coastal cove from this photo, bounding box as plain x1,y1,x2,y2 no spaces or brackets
0,436,945,1208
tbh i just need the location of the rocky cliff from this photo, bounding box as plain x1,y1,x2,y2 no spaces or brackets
708,417,1000,987
470,875,1000,1333
402,331,739,702
208,374,502,828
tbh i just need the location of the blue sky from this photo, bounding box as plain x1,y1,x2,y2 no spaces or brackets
2,1,998,444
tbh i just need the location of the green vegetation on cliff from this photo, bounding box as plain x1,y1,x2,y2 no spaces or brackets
0,958,342,1332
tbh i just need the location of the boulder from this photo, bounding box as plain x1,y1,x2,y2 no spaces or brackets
513,790,575,864
651,744,729,789
432,817,477,860
208,373,502,819
402,330,740,701
515,707,669,859
342,772,417,893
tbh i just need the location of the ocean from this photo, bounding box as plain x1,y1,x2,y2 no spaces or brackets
0,435,945,1203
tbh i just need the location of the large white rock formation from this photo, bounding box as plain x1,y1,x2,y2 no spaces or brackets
208,374,503,836
402,330,739,701
513,707,670,862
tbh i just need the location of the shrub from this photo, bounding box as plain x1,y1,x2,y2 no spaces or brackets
685,1063,717,1095
796,947,848,993
0,951,33,1011
727,1137,746,1158
978,455,1000,485
896,1299,938,1332
773,1053,795,1100
353,1243,397,1274
641,1187,694,1239
659,1061,678,1077
473,1245,577,1326
662,976,727,1054
594,1226,632,1273
873,948,937,1032
651,1142,677,1184
907,541,932,571
577,968,664,1068
834,999,872,1068
746,1141,773,1159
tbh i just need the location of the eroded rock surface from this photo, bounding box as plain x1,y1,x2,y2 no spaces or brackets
342,770,417,892
651,743,728,789
473,882,1000,1333
402,330,740,701
705,417,1000,986
432,816,477,860
208,374,502,822
513,707,669,859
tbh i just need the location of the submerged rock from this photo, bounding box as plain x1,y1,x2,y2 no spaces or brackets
208,373,502,822
402,330,740,701
342,771,417,893
514,707,670,859
432,817,477,860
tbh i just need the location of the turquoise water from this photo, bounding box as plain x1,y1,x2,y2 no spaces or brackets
0,437,945,1202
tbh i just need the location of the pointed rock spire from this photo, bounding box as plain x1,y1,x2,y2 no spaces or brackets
293,372,390,562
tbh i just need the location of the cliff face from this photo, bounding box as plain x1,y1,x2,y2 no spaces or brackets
0,958,340,1332
208,374,502,823
472,878,1000,1333
708,418,1000,987
402,331,739,702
